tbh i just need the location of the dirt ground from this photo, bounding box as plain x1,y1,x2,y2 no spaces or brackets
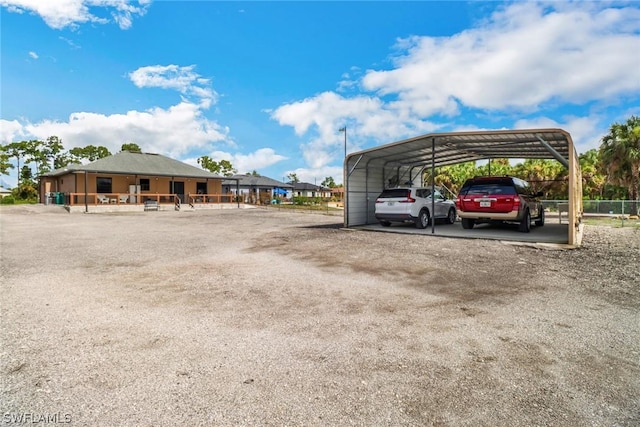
1,205,638,426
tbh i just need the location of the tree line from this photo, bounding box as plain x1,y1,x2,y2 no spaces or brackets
1,116,638,204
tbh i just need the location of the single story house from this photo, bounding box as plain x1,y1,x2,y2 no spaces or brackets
222,175,293,204
39,151,232,211
0,186,11,198
331,187,345,201
291,182,332,198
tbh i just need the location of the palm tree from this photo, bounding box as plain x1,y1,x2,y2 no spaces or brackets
579,149,606,199
513,159,566,199
599,115,640,215
422,161,477,195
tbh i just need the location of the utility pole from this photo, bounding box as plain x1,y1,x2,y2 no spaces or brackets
339,126,347,158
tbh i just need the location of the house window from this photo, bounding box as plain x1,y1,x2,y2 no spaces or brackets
96,177,112,193
140,178,150,191
196,182,207,194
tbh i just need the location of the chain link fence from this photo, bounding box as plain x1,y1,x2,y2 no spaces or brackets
543,200,640,216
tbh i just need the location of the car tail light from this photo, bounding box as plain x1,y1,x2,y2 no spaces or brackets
455,195,463,209
375,198,383,204
398,197,415,203
395,190,413,203
512,195,521,211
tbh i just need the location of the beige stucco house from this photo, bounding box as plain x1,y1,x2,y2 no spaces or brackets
39,151,230,211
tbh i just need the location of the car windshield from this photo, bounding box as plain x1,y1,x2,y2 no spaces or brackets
465,184,517,196
378,189,410,198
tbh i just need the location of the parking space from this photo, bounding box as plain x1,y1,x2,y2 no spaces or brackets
355,218,570,245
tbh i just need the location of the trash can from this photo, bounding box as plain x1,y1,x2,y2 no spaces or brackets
56,192,65,205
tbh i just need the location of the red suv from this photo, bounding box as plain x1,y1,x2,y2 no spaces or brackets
455,176,545,233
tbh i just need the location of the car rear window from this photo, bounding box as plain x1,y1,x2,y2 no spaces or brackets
465,183,517,196
378,189,409,198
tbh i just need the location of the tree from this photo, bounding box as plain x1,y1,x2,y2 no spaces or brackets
3,141,30,186
40,136,64,174
579,149,606,199
69,145,111,162
422,161,477,195
0,149,13,176
287,173,299,183
599,115,640,214
321,176,337,188
477,158,513,177
197,156,236,176
19,165,34,185
121,142,142,152
513,159,566,199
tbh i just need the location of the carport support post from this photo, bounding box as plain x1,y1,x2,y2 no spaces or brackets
431,137,435,234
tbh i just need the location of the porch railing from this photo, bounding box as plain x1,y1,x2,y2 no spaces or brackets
68,193,180,206
187,193,235,207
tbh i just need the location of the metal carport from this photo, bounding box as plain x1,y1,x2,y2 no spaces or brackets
343,128,583,246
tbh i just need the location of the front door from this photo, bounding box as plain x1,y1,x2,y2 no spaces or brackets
170,181,185,202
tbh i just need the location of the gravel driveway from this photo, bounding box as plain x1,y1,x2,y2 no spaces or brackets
1,205,638,426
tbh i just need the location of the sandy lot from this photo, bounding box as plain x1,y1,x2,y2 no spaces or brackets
1,205,638,426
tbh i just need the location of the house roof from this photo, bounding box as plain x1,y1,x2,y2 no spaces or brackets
0,186,12,194
41,151,225,179
291,182,330,191
222,174,293,188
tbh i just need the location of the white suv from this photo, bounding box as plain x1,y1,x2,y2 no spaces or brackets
375,187,457,229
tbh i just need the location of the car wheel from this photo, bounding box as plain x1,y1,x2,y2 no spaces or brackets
415,209,430,229
446,208,456,224
379,220,391,227
461,218,475,229
535,208,545,227
518,209,531,233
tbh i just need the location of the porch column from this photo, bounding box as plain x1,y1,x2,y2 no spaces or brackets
84,171,88,213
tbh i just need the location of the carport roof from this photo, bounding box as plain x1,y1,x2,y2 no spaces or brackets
348,128,573,168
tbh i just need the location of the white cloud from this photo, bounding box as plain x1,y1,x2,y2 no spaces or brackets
59,36,80,49
0,0,150,30
129,65,217,108
363,2,640,112
271,2,640,172
28,51,38,59
513,115,604,154
196,148,287,175
284,165,344,186
1,102,231,159
0,119,27,143
272,91,438,169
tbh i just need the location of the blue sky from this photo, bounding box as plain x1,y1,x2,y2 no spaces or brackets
1,1,639,187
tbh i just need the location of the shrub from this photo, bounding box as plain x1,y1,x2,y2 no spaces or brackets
12,183,39,201
1,196,15,205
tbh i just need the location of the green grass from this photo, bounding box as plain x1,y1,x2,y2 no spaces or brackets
582,216,640,229
267,203,343,214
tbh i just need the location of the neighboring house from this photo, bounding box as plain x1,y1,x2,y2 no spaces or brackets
291,182,332,198
0,186,11,199
331,186,345,201
39,151,228,207
222,174,293,204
